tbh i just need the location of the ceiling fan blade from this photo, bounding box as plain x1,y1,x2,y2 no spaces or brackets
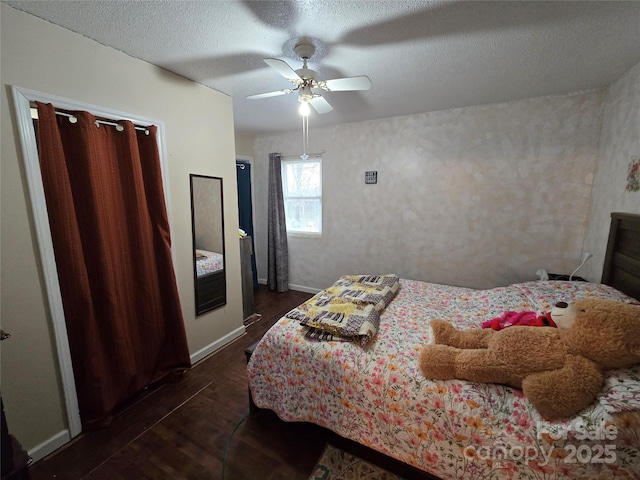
310,95,333,114
247,89,293,99
264,58,302,83
323,75,372,92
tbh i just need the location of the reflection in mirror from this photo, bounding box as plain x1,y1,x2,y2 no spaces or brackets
190,174,226,315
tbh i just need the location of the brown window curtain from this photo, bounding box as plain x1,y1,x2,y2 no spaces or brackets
35,102,190,429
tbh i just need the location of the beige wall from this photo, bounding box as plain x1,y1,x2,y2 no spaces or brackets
254,90,604,291
235,131,255,159
1,5,243,453
582,61,640,281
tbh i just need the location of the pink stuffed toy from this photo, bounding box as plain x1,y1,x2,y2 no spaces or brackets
481,311,557,331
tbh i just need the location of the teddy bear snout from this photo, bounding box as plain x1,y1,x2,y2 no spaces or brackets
551,301,578,330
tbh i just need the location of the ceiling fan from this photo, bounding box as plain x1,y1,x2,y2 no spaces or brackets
247,41,371,115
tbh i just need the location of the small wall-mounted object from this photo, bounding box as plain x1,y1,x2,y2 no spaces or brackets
365,171,377,184
627,156,639,192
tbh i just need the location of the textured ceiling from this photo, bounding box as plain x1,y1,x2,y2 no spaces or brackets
4,0,640,135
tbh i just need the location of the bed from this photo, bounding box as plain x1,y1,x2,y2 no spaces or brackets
195,249,225,312
247,212,640,479
196,249,224,277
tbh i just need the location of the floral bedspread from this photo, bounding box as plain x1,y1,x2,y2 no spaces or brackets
195,249,223,276
247,280,640,479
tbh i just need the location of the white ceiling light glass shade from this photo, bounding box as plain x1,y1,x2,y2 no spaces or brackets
299,101,310,116
298,83,314,103
298,83,313,117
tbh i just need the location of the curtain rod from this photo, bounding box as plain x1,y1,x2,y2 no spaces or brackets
30,105,151,134
282,151,324,159
57,111,151,134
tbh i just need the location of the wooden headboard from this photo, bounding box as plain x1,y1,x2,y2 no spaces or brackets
602,212,640,301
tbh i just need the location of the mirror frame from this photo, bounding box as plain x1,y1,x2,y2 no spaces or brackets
189,174,226,315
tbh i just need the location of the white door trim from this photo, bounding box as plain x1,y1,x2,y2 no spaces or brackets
10,86,172,440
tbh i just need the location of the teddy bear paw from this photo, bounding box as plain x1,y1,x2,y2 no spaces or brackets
419,344,458,380
430,319,457,345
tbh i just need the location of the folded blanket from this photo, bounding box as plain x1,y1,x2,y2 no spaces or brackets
286,274,400,346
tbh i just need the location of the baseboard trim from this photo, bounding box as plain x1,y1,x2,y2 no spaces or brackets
28,327,246,463
28,429,70,463
288,283,321,294
257,278,320,294
189,325,246,365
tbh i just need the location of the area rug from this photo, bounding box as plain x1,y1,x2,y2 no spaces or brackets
309,444,406,480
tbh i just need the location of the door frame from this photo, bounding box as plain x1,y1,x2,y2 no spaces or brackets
236,155,258,270
10,86,172,442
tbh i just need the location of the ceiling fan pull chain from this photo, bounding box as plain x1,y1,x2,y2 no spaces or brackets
301,115,309,161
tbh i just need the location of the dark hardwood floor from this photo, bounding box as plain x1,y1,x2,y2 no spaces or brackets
28,287,427,480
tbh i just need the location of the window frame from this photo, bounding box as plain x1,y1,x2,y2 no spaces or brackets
281,154,322,237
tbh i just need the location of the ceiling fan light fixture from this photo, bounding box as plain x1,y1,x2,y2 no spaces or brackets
299,101,310,117
299,84,314,102
248,37,371,158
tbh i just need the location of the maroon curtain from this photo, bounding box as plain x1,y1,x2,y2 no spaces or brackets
35,102,190,429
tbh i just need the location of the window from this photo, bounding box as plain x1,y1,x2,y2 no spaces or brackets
281,156,322,234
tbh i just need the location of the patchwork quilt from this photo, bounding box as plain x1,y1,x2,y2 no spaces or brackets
285,274,400,346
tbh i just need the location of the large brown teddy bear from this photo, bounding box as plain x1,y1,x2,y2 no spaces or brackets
419,298,640,419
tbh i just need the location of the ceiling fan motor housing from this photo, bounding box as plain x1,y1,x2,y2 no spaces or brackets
294,42,319,84
295,67,319,82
